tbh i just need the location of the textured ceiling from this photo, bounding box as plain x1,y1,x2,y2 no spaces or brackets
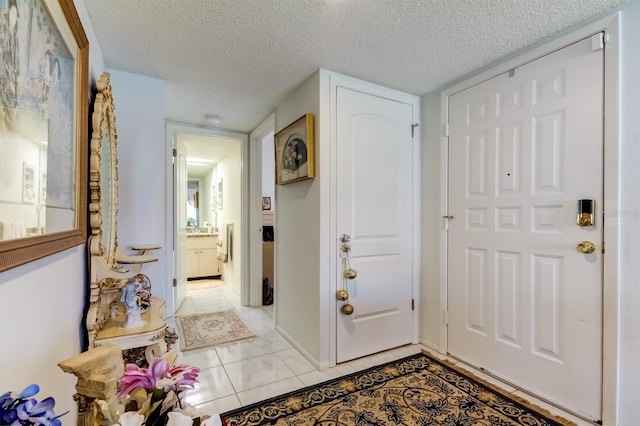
82,0,625,132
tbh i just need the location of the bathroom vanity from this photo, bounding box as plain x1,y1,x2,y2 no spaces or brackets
187,232,221,278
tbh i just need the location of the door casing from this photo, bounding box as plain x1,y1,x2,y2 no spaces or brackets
164,122,250,315
437,13,621,426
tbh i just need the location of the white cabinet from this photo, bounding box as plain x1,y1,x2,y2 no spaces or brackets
187,235,221,278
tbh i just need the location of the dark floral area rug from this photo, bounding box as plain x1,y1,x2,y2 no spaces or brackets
221,351,575,426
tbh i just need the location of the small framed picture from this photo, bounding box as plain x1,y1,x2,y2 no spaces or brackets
262,197,271,210
275,113,314,185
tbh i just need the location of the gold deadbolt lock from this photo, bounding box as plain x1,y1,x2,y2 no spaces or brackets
576,241,596,254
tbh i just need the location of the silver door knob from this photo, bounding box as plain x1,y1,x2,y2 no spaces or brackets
576,241,596,254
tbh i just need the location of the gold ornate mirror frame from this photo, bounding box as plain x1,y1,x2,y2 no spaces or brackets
89,73,119,267
0,0,88,272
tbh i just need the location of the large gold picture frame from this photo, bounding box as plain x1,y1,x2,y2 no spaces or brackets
0,0,89,272
275,113,315,185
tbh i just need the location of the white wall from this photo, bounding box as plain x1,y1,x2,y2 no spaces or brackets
615,1,640,424
0,0,105,417
418,1,640,423
216,146,242,292
261,131,275,211
419,92,442,348
108,70,168,303
275,72,322,362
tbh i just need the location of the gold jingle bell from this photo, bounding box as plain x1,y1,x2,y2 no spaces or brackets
341,303,354,315
343,268,357,280
336,289,349,301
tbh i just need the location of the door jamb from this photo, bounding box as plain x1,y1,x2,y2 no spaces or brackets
439,12,620,425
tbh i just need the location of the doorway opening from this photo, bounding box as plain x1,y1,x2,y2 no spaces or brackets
165,122,249,317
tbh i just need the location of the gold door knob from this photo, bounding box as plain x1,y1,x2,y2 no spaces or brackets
576,241,596,254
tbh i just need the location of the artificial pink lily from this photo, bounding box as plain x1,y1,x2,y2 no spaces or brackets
119,357,200,397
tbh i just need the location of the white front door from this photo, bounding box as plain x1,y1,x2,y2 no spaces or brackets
174,139,188,312
447,35,604,420
336,87,415,363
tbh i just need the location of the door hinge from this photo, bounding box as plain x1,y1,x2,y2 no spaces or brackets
443,310,449,325
411,299,415,311
173,278,177,287
601,240,605,254
443,122,449,137
172,148,177,157
442,215,454,231
411,123,420,138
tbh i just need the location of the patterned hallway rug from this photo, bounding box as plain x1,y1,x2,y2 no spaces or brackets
220,351,575,426
176,310,256,351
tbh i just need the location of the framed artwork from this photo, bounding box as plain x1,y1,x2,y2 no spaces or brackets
262,196,271,210
275,113,314,185
218,179,223,210
0,0,89,272
22,163,36,204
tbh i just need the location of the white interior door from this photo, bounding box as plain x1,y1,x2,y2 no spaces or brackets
174,139,188,312
447,35,604,420
336,87,414,363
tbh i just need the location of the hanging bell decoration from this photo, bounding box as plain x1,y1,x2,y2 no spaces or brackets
336,289,349,301
343,268,357,280
341,303,354,315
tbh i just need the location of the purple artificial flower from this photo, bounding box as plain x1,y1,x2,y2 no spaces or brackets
0,385,66,426
119,357,200,397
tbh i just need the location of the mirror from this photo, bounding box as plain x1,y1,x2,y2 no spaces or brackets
187,180,199,228
89,73,118,267
0,0,88,271
85,72,160,350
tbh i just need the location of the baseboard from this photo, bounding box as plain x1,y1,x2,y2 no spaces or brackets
419,337,444,354
275,324,326,370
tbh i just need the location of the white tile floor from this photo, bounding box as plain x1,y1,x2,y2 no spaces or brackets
167,280,592,425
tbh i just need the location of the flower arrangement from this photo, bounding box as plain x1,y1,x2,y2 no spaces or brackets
0,384,67,426
100,355,201,426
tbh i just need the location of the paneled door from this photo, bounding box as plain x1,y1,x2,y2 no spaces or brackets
447,35,604,420
336,87,415,363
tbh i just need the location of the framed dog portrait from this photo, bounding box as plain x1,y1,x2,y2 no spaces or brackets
275,113,314,185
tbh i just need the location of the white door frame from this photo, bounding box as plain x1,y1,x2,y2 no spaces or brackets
327,72,421,367
165,121,250,314
248,113,275,306
439,13,620,425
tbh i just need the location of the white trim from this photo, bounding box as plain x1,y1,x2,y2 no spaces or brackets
164,122,177,316
412,100,421,346
439,12,621,424
438,91,449,353
600,13,621,426
164,121,250,314
327,70,421,365
248,113,276,306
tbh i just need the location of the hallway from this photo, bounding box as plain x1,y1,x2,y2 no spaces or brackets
168,280,590,425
